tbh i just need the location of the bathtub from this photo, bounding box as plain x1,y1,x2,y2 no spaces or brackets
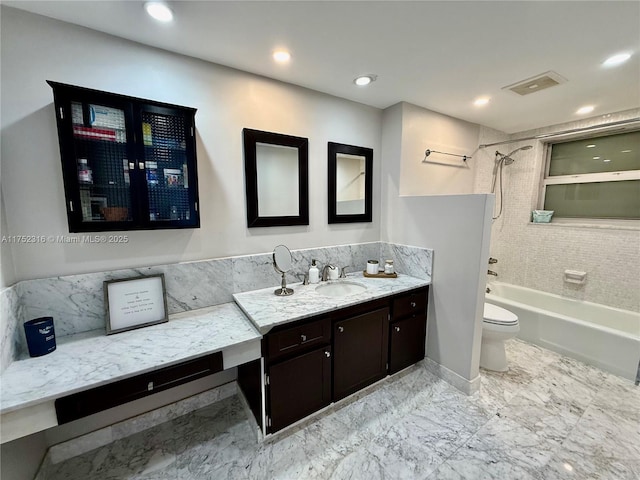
485,282,640,382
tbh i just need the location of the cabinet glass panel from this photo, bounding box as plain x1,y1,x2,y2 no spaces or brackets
141,110,191,222
71,102,132,223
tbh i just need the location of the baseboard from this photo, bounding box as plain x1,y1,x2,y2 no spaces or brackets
424,357,480,395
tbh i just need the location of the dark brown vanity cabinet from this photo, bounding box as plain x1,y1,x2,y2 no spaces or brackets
264,316,332,433
238,286,429,435
333,306,389,401
48,81,200,232
389,287,428,374
56,352,222,424
268,345,332,433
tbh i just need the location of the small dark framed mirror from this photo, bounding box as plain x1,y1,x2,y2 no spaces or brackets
243,128,309,227
328,142,373,224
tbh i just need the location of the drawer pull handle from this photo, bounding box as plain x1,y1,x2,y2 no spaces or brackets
410,301,416,308
325,351,331,358
147,381,154,391
395,326,401,332
338,326,344,333
301,334,307,342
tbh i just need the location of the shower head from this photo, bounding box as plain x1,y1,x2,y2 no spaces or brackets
495,145,533,165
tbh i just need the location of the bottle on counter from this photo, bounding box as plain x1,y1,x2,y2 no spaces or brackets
77,158,93,184
309,259,320,284
384,259,395,275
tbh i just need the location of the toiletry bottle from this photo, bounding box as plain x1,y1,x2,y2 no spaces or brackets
309,259,319,284
384,260,394,275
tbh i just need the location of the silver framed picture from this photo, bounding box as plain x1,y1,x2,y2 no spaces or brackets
104,274,169,335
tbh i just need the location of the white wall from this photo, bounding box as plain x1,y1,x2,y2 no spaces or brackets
383,194,493,384
474,110,640,312
0,7,382,282
381,103,492,385
399,102,480,195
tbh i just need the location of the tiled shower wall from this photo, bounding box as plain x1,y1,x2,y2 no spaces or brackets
474,110,640,312
0,241,432,370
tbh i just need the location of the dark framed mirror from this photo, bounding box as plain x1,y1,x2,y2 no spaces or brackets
243,129,309,227
328,142,373,224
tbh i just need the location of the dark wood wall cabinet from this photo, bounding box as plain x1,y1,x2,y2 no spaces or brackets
48,81,200,232
239,286,429,434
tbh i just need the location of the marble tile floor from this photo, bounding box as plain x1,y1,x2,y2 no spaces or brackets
45,339,640,480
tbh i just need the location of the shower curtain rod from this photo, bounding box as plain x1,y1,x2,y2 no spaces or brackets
478,117,640,149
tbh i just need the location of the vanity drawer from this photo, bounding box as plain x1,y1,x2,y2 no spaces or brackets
392,287,428,319
55,352,223,424
267,317,331,363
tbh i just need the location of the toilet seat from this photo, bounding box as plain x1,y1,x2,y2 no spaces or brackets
483,303,518,326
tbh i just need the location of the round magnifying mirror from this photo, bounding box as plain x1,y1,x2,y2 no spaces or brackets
273,245,294,296
273,245,293,274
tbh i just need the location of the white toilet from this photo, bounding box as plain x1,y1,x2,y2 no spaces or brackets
480,303,519,371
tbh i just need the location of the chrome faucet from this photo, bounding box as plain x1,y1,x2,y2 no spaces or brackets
339,266,349,278
487,270,498,276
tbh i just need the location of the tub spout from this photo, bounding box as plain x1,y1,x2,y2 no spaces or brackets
487,270,498,276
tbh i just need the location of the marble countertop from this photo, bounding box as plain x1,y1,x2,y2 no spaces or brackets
233,273,430,334
0,303,261,414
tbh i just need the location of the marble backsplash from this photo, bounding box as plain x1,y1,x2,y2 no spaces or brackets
0,286,21,373
2,242,432,364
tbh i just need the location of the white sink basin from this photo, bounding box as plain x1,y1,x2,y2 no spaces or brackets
315,281,367,298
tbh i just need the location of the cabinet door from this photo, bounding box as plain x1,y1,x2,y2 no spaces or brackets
333,307,389,401
136,104,199,228
268,345,332,433
55,91,138,232
389,315,427,374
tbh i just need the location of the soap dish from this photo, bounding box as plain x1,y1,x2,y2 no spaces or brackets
363,271,398,279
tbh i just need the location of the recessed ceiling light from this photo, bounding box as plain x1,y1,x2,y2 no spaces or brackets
593,156,601,160
576,105,594,115
474,97,490,107
603,52,632,67
273,50,291,63
586,144,596,148
621,149,632,153
144,2,173,22
603,159,611,163
354,75,377,86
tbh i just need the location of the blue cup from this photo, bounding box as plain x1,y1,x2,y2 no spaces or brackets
24,317,56,357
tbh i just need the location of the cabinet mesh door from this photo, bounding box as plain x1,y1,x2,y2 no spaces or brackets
71,102,132,223
141,111,191,222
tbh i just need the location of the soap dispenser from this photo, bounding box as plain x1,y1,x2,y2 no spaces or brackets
309,259,320,284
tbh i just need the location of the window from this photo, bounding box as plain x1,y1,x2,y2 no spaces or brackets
542,130,640,220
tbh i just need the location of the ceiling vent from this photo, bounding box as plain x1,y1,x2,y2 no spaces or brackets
502,71,567,96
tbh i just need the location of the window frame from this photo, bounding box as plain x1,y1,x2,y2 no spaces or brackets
539,130,640,221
